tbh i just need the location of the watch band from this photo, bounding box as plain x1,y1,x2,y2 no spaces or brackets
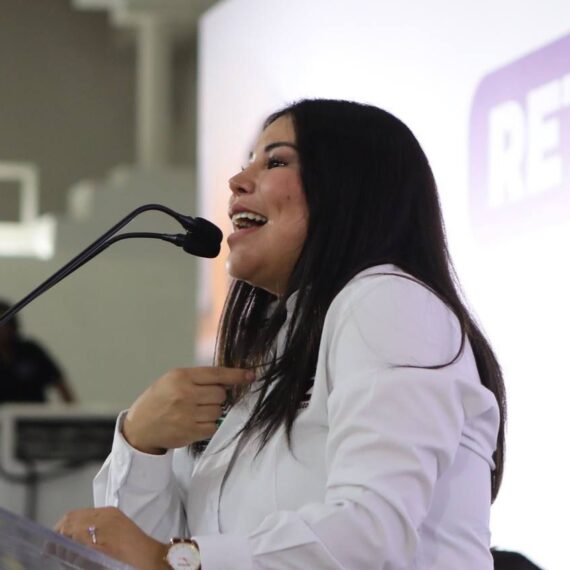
170,538,197,545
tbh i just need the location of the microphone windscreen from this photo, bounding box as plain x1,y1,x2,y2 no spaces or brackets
182,233,221,258
192,217,223,245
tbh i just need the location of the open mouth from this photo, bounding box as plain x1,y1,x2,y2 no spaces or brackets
231,211,268,230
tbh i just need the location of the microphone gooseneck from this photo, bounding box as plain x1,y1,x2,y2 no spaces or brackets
0,205,222,325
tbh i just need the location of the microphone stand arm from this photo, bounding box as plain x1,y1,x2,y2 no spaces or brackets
0,203,210,326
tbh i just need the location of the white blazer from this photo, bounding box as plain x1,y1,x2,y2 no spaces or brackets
94,265,500,569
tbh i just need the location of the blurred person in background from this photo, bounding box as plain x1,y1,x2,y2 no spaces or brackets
0,300,76,404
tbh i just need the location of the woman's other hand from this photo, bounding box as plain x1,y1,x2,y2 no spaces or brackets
55,506,169,570
122,366,255,454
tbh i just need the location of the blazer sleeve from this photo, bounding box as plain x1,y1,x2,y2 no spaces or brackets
191,275,500,569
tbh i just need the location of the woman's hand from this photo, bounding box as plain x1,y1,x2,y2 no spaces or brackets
55,506,169,570
123,366,254,454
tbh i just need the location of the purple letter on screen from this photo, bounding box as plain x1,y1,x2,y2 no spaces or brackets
469,33,570,240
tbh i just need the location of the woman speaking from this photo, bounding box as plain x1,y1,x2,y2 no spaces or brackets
57,99,506,570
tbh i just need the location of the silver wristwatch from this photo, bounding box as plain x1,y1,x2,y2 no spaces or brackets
165,538,201,570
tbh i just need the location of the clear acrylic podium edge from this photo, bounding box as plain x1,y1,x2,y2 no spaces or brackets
0,505,136,569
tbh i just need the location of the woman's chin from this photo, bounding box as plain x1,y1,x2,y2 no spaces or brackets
226,256,255,284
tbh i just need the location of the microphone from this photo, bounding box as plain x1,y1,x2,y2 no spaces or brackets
182,217,223,257
0,204,223,325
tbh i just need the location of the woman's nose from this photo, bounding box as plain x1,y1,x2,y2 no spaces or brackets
229,169,254,195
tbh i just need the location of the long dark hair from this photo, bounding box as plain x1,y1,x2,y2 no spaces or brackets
216,99,506,500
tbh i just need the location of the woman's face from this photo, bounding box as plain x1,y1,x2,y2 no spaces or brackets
227,115,308,295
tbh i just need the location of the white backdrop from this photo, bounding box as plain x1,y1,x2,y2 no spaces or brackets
198,2,570,567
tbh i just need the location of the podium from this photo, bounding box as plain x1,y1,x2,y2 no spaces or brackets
0,505,135,569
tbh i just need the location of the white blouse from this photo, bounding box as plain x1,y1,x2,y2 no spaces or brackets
94,265,500,570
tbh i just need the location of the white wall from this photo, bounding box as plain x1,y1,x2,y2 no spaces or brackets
0,1,204,523
0,1,203,408
198,1,570,568
1,174,198,408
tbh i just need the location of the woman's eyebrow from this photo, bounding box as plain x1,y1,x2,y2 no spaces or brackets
248,142,298,161
263,142,298,153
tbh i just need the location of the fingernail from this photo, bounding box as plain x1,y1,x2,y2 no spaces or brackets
245,370,255,381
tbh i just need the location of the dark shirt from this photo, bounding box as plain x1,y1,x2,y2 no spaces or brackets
0,340,61,403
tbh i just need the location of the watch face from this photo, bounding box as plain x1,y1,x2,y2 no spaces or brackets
167,542,201,570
